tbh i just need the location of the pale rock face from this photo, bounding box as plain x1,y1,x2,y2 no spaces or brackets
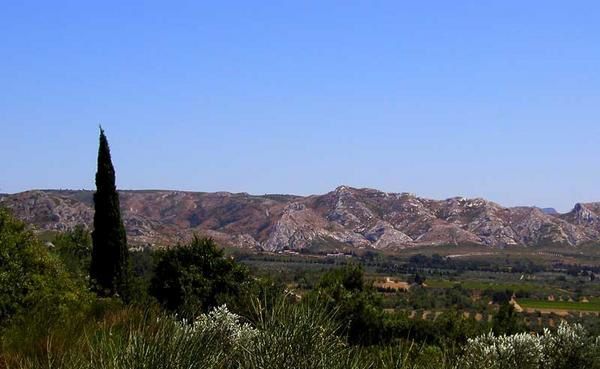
263,202,325,251
2,187,600,251
570,203,600,225
364,221,413,249
327,186,376,228
415,222,482,245
3,190,94,231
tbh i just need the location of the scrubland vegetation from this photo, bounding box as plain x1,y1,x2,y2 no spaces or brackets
2,206,600,369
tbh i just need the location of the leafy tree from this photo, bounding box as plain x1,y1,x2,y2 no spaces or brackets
488,289,513,304
90,128,130,298
412,272,426,285
53,225,92,278
492,302,525,335
0,208,91,327
310,264,384,345
317,264,364,293
444,284,473,309
150,236,251,315
384,310,485,346
0,207,42,323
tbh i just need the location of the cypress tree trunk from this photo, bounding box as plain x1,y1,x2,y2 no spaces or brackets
90,128,130,298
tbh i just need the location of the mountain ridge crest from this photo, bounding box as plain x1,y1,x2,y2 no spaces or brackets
1,187,598,250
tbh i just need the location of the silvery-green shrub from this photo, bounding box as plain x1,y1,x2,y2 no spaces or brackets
460,321,600,369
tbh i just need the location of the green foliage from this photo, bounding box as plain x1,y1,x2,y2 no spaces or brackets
3,301,365,369
125,248,158,305
1,297,118,364
382,310,486,347
310,264,385,345
317,264,365,292
0,207,39,323
53,225,92,278
412,272,426,285
0,208,91,326
229,273,288,319
492,302,526,335
130,248,155,282
0,298,466,369
150,236,251,315
487,289,513,304
90,128,131,298
0,208,95,359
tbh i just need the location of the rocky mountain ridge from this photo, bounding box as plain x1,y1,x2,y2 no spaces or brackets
1,187,599,251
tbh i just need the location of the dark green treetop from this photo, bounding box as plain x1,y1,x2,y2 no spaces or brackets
90,128,130,298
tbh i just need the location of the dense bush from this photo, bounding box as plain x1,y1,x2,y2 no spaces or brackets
52,225,92,279
0,208,92,326
491,302,526,335
309,264,385,345
0,208,98,362
382,310,486,347
461,321,600,369
150,236,252,315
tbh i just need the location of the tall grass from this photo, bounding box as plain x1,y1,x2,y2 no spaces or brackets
240,298,365,369
2,300,599,369
355,344,459,369
83,315,227,369
3,306,227,369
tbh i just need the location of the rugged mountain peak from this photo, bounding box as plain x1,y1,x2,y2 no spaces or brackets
334,185,352,193
568,203,599,225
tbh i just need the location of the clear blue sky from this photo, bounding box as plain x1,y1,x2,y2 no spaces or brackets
1,1,599,212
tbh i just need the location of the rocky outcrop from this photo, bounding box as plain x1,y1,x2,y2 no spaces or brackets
1,187,599,251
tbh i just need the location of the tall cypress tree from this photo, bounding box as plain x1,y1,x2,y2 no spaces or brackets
90,128,130,298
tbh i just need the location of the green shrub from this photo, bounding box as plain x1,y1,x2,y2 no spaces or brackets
52,225,92,279
150,236,252,316
460,321,600,369
309,264,384,345
0,208,93,327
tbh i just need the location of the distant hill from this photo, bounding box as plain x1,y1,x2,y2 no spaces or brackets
540,207,559,215
1,187,599,251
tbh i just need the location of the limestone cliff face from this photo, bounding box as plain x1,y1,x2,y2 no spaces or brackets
2,187,599,250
